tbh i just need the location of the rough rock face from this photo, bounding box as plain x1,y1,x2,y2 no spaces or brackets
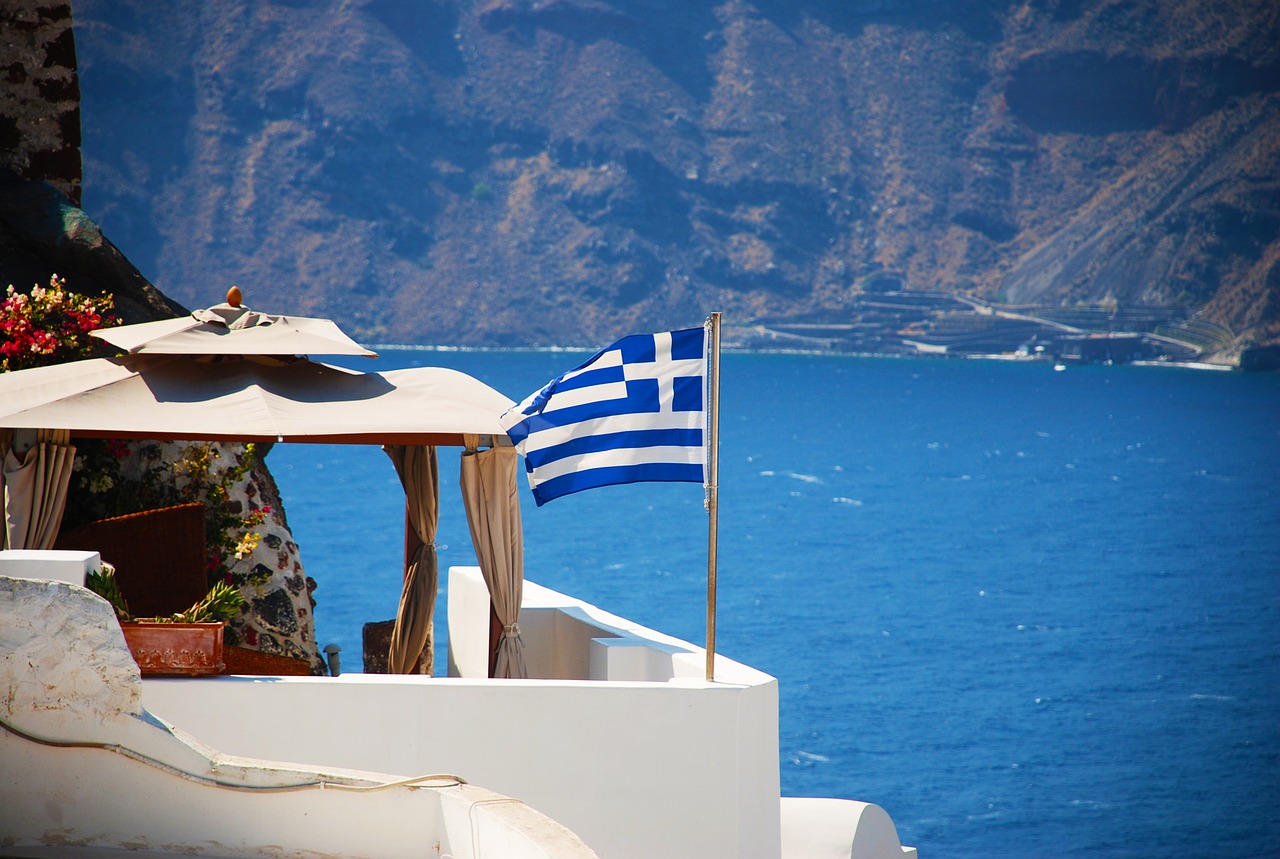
71,0,1280,354
0,1,81,206
0,173,187,325
226,450,322,669
0,1,183,325
0,575,142,720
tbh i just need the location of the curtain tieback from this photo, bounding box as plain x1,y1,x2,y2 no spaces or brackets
501,623,525,648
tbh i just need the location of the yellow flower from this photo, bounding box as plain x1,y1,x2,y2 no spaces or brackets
233,531,262,560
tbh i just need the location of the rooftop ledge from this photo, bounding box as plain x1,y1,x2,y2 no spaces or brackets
140,566,787,859
1,555,915,859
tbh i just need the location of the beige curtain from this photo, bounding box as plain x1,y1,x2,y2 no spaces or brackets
3,429,76,550
383,444,439,674
0,428,10,549
460,434,526,679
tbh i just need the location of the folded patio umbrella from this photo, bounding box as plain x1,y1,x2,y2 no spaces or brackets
91,301,378,358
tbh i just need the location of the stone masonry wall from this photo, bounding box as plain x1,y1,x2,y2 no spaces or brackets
221,443,323,671
1,1,81,205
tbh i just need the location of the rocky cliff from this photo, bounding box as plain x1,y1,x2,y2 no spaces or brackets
0,1,182,324
71,0,1280,357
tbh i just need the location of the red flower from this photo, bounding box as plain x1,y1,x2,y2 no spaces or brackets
0,275,117,372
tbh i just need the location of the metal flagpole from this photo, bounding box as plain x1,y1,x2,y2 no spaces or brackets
705,311,722,682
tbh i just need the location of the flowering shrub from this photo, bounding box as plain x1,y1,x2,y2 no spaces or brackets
65,439,168,527
0,274,117,371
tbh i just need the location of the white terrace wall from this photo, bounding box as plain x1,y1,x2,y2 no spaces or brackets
141,567,782,859
0,570,596,859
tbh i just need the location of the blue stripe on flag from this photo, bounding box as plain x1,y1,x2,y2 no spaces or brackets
530,462,705,506
499,326,707,505
538,378,660,424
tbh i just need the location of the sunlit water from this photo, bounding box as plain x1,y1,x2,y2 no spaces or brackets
268,350,1280,858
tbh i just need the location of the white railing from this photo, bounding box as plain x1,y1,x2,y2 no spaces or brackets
140,566,782,859
447,565,739,683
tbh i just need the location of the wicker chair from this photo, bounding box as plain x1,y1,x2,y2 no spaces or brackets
55,503,208,619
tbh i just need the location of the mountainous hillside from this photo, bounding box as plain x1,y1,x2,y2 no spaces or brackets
73,0,1280,358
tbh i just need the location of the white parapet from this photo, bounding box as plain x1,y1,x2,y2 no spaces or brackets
0,548,100,586
44,560,913,859
448,565,741,684
142,566,783,859
782,797,918,859
0,566,597,859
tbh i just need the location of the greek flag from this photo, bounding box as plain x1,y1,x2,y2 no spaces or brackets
500,326,707,506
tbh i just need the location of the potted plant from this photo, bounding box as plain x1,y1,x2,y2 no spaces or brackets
87,563,243,676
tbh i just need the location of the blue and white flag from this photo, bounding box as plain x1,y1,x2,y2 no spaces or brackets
500,326,707,506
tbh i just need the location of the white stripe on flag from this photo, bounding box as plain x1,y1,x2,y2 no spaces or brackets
522,411,701,452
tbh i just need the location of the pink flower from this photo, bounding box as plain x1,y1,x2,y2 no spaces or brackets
0,274,117,371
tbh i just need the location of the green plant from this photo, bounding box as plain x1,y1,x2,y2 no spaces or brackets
163,581,244,624
86,564,244,624
64,439,170,527
85,562,130,622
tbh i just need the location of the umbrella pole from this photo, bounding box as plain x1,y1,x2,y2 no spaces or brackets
705,312,721,683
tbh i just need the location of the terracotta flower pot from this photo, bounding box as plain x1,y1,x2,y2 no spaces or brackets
121,621,226,676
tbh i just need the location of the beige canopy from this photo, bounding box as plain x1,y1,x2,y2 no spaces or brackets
0,308,524,676
91,301,378,358
0,354,509,445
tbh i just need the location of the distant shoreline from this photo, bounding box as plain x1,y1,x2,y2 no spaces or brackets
364,342,1243,370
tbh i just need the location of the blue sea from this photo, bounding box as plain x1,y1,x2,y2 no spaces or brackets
268,350,1280,859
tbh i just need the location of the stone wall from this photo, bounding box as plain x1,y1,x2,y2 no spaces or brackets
0,0,81,205
220,444,323,671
